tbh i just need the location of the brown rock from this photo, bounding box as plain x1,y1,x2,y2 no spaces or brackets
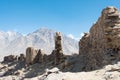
79,6,120,71
18,53,26,61
3,55,17,62
14,70,23,76
34,49,45,63
26,47,38,65
52,32,63,65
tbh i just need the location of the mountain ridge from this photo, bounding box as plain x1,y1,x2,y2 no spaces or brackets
0,28,78,61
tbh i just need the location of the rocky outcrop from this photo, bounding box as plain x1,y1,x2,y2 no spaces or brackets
26,47,38,65
79,6,120,71
18,54,25,61
34,49,45,63
52,32,64,65
3,55,18,62
3,54,26,62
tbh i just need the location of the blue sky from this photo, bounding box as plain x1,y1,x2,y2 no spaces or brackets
0,0,120,39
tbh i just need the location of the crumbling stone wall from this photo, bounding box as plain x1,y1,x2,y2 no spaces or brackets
53,32,63,65
26,47,38,65
79,6,120,71
34,49,45,63
25,32,64,66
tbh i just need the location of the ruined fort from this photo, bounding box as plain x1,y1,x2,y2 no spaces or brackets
2,7,120,73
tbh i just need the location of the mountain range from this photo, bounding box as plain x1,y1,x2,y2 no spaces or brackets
0,28,78,61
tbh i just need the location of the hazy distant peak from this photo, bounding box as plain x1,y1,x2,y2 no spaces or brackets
27,27,55,36
6,31,21,36
34,27,55,33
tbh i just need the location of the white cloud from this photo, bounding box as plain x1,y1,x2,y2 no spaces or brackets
67,34,79,41
80,33,84,37
67,34,74,39
67,33,85,41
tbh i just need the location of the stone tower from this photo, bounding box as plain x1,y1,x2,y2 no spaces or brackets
52,32,63,65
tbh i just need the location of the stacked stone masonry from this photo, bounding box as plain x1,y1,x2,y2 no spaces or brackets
79,6,120,71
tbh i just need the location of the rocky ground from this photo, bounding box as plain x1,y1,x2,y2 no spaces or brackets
0,61,120,80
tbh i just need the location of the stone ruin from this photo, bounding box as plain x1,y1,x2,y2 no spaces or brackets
52,32,63,65
18,54,26,61
79,6,120,71
25,32,64,66
4,55,18,62
2,6,120,72
26,47,38,65
3,53,26,62
34,49,45,63
3,32,65,68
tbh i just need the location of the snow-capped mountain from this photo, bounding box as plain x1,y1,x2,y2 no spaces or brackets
0,28,78,61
